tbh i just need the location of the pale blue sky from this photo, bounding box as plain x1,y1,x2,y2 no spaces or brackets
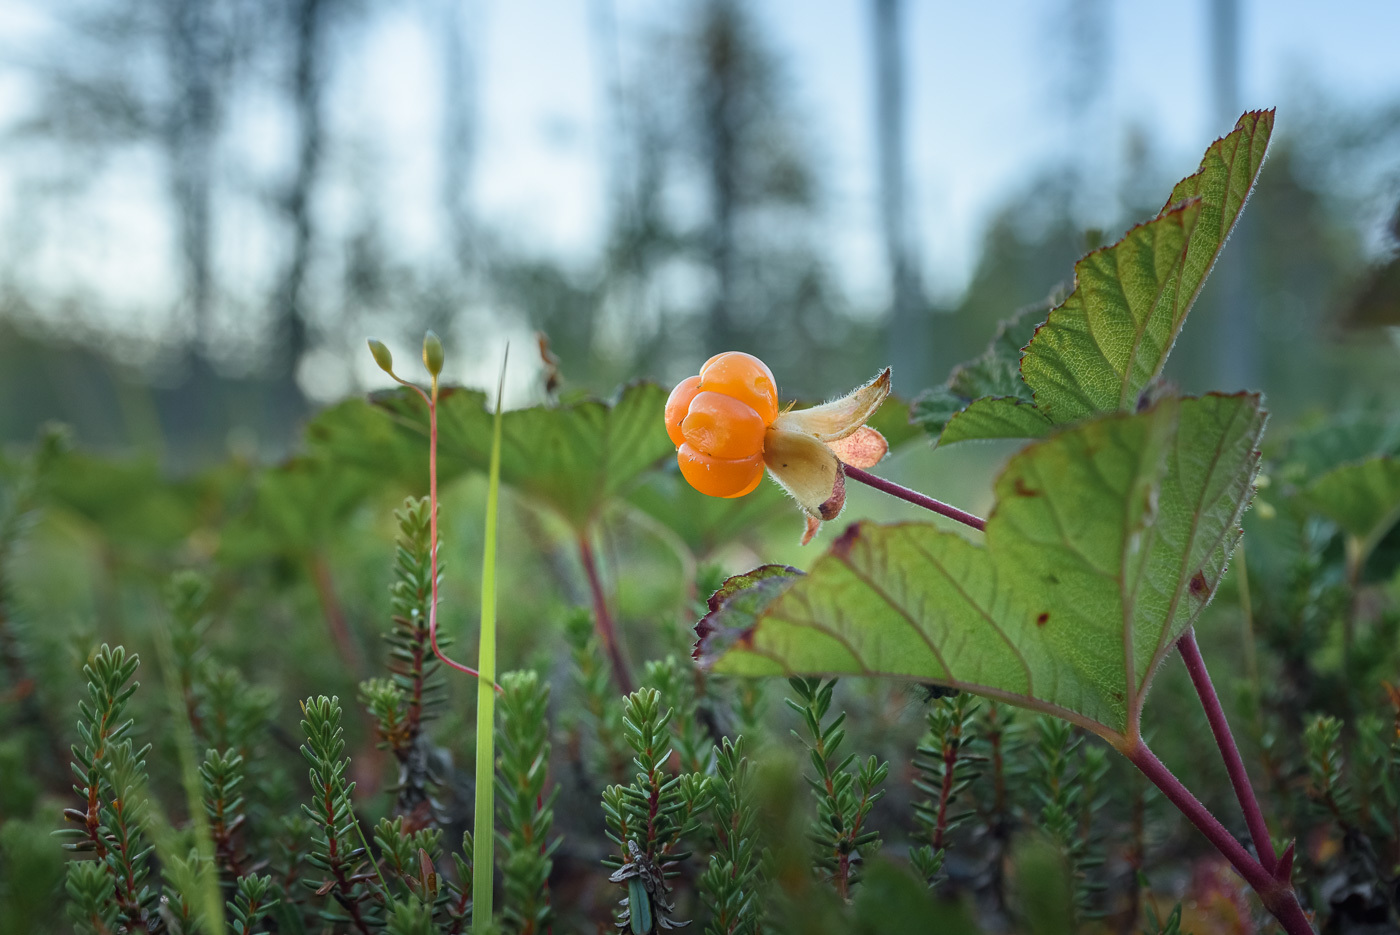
1,0,1398,394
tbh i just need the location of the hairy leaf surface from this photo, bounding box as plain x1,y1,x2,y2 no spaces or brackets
696,394,1265,743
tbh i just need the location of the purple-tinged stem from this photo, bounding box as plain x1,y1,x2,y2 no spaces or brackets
839,464,1312,931
841,464,987,532
578,532,634,695
1179,628,1278,873
1126,740,1312,934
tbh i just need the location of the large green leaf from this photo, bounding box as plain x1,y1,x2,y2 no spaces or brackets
312,382,675,530
696,393,1264,745
1297,456,1400,555
929,110,1273,445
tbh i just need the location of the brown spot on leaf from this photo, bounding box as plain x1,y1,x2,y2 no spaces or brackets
1189,571,1209,600
1035,611,1050,627
1014,478,1041,497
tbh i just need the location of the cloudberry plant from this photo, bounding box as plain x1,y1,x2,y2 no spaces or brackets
666,351,899,541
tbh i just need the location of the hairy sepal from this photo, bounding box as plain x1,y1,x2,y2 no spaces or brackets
771,369,891,442
764,429,845,521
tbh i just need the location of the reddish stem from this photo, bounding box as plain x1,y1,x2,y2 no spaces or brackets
1178,628,1278,873
395,377,501,693
309,551,364,674
1126,741,1312,934
841,466,1312,931
841,464,987,531
578,532,634,694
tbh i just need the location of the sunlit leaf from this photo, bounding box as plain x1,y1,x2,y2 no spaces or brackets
926,111,1273,445
696,393,1264,744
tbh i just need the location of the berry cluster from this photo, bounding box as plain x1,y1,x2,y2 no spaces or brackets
665,352,778,498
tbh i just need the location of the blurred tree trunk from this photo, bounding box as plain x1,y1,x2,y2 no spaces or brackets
870,0,926,391
699,0,741,353
275,0,328,399
164,0,223,353
440,0,478,281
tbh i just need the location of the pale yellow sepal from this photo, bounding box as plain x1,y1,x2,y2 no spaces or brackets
770,368,891,442
763,428,846,522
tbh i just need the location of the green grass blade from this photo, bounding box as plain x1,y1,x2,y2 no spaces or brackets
473,349,507,931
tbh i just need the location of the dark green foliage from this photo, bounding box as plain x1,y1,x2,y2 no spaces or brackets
603,687,712,933
495,670,560,934
227,873,277,935
201,747,249,881
57,644,160,932
447,831,475,934
299,694,380,933
373,498,449,817
699,736,766,935
647,655,714,774
64,858,118,935
1303,714,1351,822
910,693,980,886
374,817,443,903
566,607,629,784
1141,893,1183,935
385,896,440,935
1032,718,1105,922
785,678,888,899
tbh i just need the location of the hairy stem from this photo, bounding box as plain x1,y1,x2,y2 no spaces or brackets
841,463,987,531
843,466,1310,930
1126,741,1311,934
1178,628,1278,872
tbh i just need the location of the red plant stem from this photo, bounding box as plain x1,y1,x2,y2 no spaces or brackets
1178,627,1279,873
309,551,364,674
578,532,634,694
396,378,501,693
841,464,987,532
842,466,1312,931
1126,741,1312,934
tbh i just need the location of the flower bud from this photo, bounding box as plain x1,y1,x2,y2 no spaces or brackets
422,330,445,377
367,338,394,374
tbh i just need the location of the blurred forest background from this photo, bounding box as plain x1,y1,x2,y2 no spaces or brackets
0,0,1399,461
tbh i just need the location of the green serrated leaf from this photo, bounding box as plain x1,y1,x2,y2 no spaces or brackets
938,397,1054,445
1022,110,1272,422
929,110,1273,445
911,305,1044,441
1297,456,1400,556
696,394,1264,744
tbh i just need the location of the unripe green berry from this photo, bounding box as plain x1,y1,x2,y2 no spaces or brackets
422,331,445,377
368,338,394,374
